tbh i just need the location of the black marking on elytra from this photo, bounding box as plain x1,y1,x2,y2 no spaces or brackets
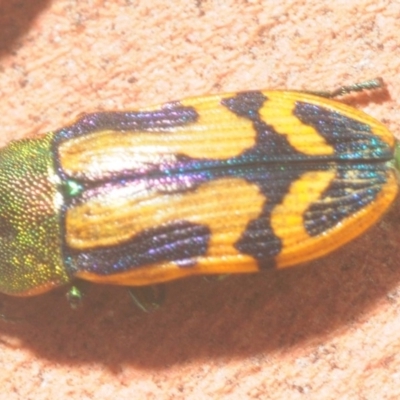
294,102,392,237
233,165,303,270
294,102,392,161
54,104,199,142
66,221,210,276
304,165,388,236
221,91,267,119
222,92,309,269
222,92,311,162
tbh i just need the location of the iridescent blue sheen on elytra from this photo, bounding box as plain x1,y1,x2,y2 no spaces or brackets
54,94,393,275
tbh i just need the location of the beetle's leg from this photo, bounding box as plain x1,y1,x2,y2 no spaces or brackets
66,284,85,310
128,285,166,312
299,78,384,98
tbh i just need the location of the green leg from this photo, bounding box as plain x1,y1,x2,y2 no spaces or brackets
66,285,84,310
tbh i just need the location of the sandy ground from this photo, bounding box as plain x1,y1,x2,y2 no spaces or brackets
1,1,400,399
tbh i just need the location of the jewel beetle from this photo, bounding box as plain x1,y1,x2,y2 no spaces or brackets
0,78,398,299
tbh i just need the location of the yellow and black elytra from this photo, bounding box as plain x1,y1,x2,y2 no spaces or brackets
0,78,398,299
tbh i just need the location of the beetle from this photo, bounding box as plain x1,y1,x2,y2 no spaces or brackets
0,78,397,308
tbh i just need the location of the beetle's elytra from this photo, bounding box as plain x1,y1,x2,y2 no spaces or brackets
0,79,398,296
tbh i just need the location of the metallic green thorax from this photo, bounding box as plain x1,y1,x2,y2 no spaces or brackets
0,133,68,295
